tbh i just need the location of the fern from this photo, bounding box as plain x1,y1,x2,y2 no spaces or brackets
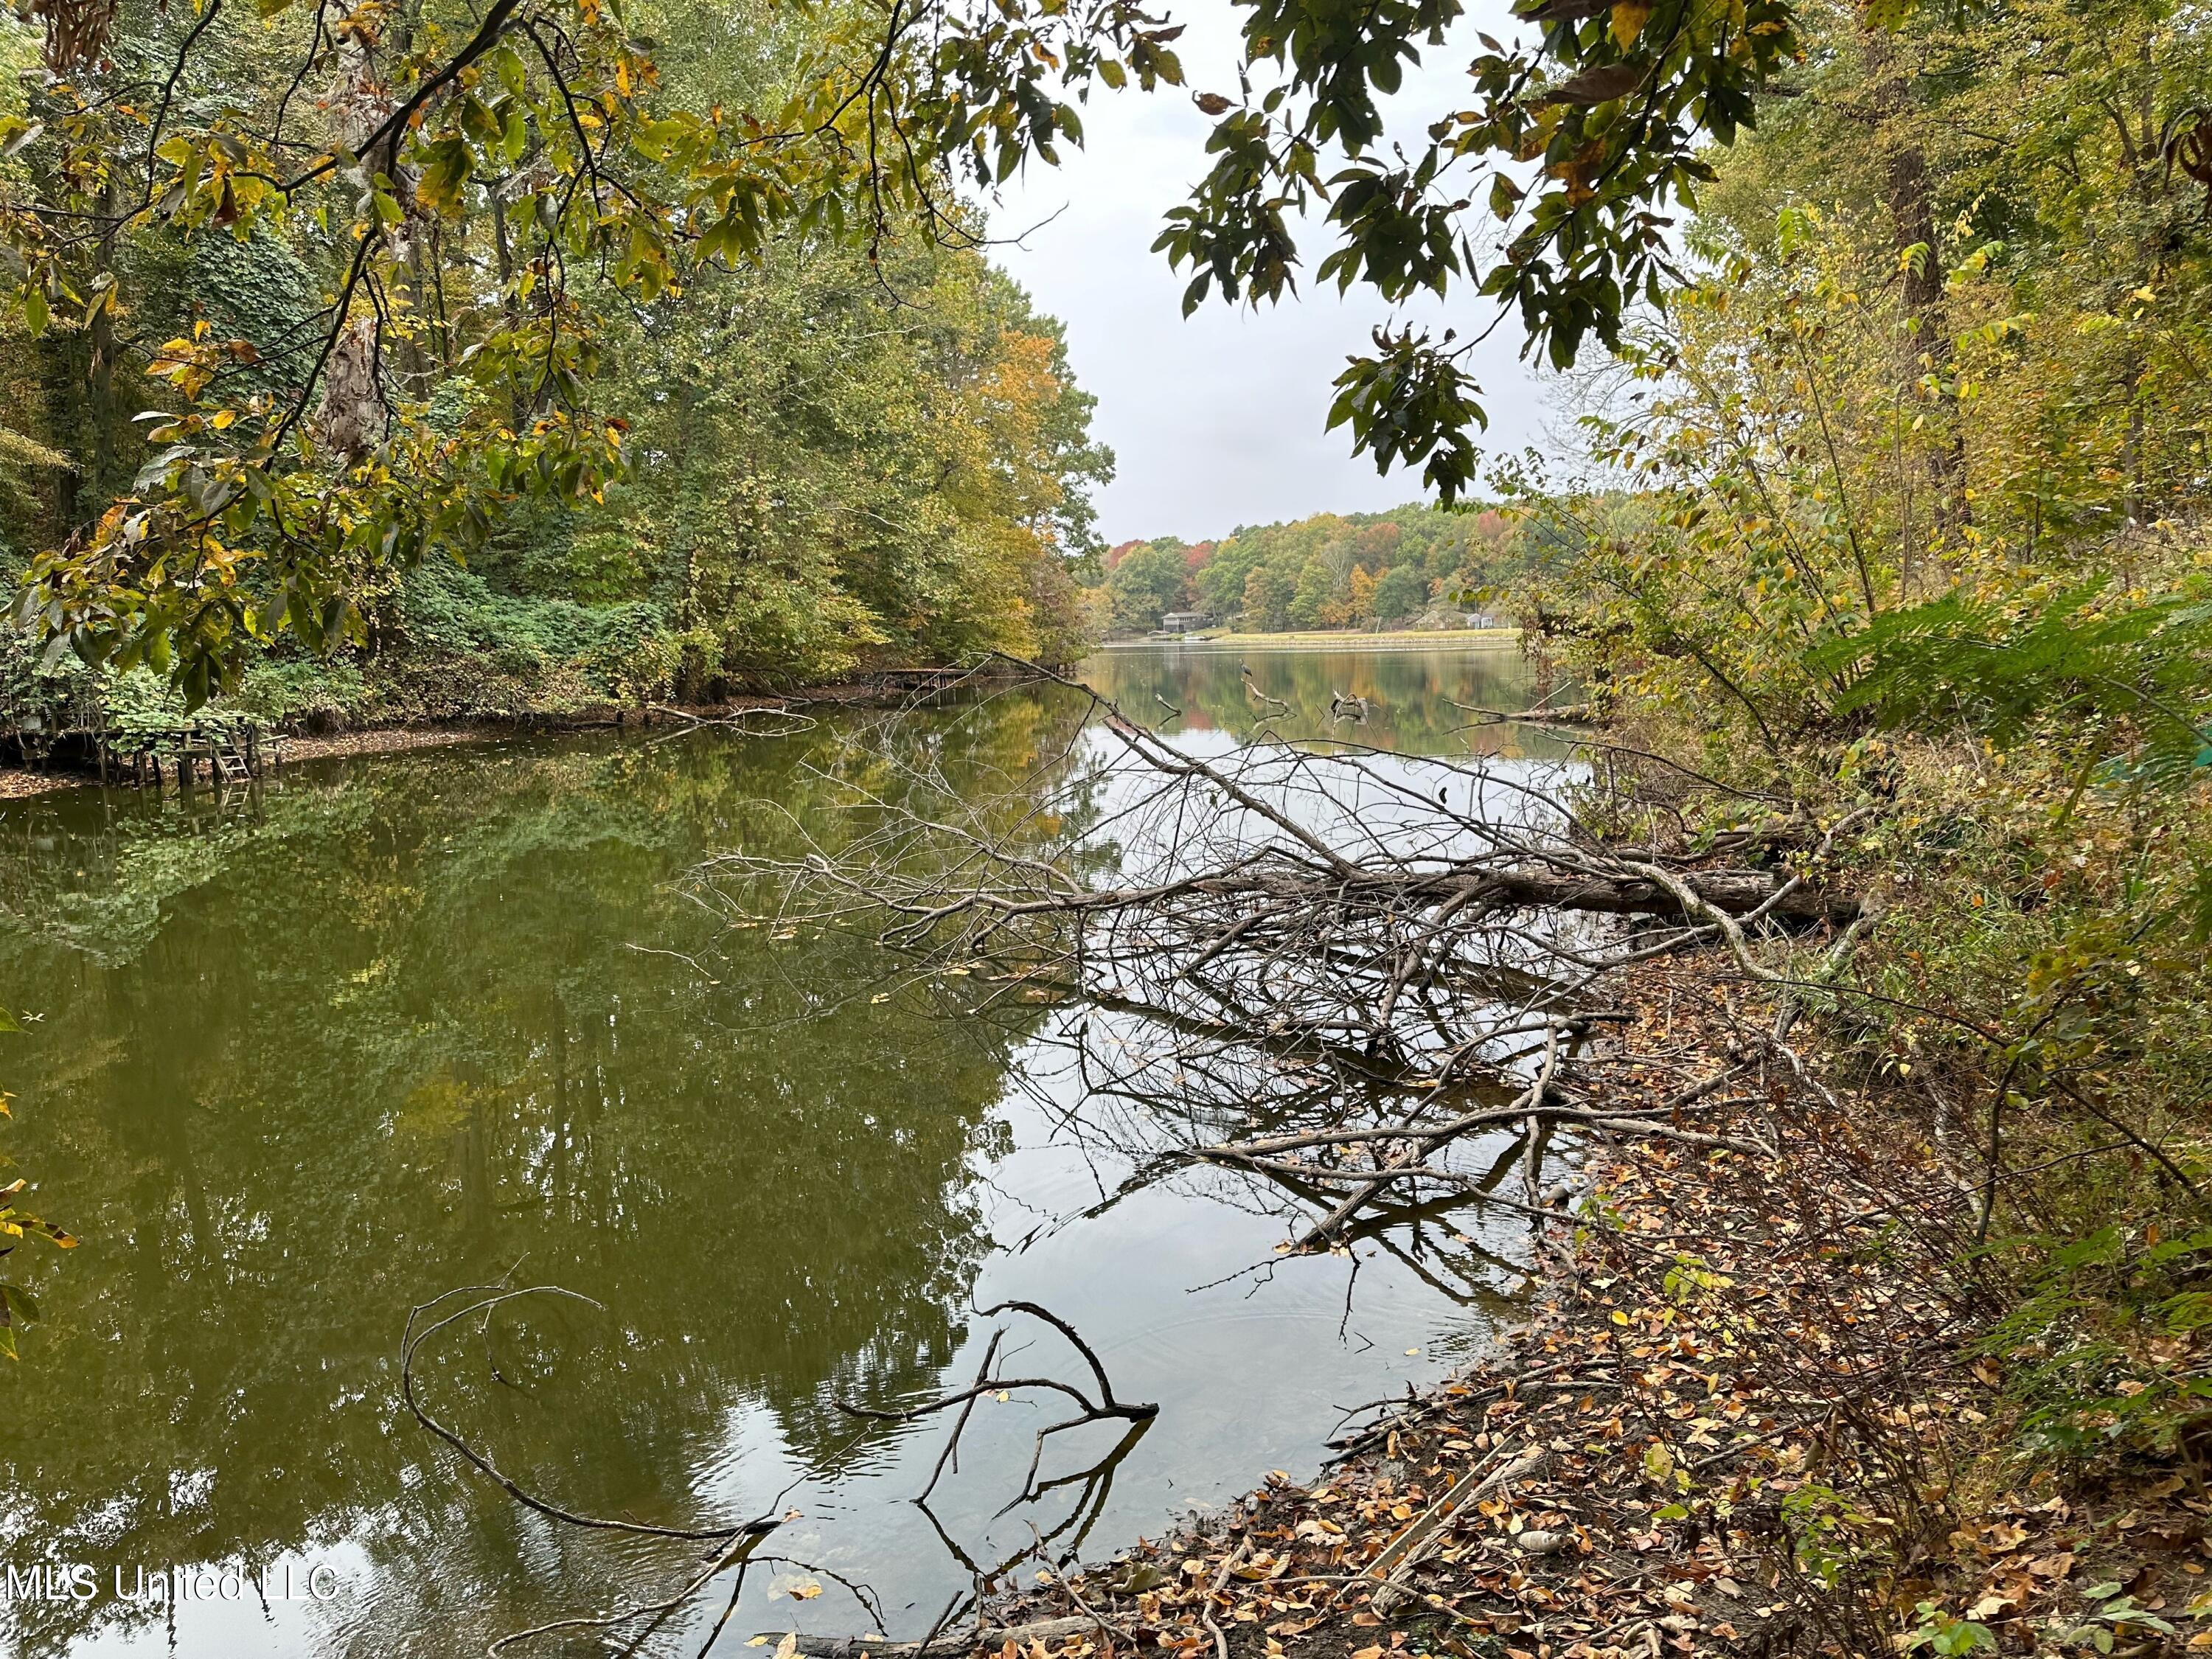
1804,582,2212,785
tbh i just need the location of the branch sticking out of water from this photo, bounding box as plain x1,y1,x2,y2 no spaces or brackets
837,1299,1158,1526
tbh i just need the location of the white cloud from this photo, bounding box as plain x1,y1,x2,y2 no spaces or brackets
987,0,1554,543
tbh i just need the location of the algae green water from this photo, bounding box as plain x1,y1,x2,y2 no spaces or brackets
0,645,1564,1659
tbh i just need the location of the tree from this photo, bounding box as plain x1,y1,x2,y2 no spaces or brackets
1,0,1181,702
1345,563,1378,622
1151,0,1801,501
1290,549,1340,629
1105,539,1189,630
1371,563,1426,622
1240,563,1294,631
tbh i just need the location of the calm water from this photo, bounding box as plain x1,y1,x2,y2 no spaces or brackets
0,645,1565,1659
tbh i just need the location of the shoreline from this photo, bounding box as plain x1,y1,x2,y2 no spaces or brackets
0,639,1527,802
942,952,2205,1659
959,951,1871,1659
1099,630,1521,652
0,678,1015,803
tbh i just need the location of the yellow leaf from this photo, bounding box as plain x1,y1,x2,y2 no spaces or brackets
1610,0,1652,46
790,1582,822,1601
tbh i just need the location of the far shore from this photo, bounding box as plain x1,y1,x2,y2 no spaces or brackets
1099,626,1520,650
1,636,1523,801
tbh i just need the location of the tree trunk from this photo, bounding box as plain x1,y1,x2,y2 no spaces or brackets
1864,25,1969,563
1458,863,1862,924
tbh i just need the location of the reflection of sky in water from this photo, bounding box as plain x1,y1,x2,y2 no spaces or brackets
0,645,1566,1659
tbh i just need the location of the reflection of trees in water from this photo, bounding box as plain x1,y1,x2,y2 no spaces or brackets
1080,646,1576,759
708,681,1593,1344
0,655,1644,1658
0,702,1087,1658
998,1006,1540,1328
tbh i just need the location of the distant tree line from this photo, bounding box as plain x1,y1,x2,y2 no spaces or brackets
1098,505,1528,635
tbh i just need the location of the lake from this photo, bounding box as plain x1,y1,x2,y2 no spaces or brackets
0,643,1571,1659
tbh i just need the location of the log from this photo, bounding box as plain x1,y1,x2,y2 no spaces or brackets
1464,864,1857,924
757,1616,1101,1658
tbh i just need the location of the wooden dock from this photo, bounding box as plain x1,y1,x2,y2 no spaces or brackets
98,720,279,791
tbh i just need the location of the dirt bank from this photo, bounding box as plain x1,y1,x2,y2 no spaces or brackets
955,956,2210,1659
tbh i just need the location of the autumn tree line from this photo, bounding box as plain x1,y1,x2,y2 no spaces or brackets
1098,505,1527,635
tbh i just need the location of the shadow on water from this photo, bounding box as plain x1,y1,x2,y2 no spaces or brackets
0,644,1562,1659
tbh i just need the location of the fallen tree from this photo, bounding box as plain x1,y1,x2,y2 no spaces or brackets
700,662,1871,1253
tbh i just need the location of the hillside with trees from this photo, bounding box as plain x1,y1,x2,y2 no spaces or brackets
1099,504,1528,634
0,0,1123,742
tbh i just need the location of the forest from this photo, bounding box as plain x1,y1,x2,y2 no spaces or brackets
1098,504,1527,633
0,0,1119,739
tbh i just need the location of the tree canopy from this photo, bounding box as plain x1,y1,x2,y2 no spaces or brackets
1,0,1169,703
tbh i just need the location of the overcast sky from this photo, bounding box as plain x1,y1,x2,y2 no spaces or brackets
987,0,1554,546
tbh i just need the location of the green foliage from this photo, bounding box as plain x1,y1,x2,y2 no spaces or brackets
2053,1583,2177,1653
1901,1602,1997,1655
1809,583,2212,787
1119,503,1525,635
1782,1481,1898,1591
1371,562,1428,622
1326,327,1485,501
1978,1225,2212,1461
392,564,669,702
1,0,1141,704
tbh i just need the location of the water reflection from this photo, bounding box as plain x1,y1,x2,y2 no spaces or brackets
1084,641,1571,759
0,647,1553,1659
